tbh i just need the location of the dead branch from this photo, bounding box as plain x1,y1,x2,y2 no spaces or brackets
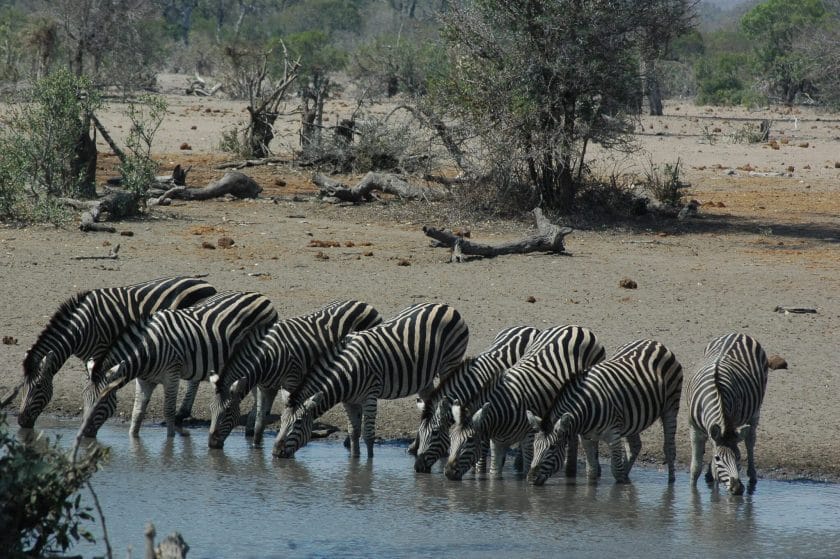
73,244,120,260
424,208,572,262
0,381,23,408
314,172,449,203
148,171,262,206
214,156,292,170
90,112,126,163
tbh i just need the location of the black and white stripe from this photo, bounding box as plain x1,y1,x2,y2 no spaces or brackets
527,339,683,486
207,300,382,449
273,302,469,459
687,333,778,495
18,276,216,428
82,291,277,438
413,325,539,473
445,325,605,481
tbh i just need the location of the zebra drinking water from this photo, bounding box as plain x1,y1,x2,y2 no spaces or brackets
686,333,784,495
18,276,216,429
526,339,683,486
81,291,277,438
207,300,382,449
272,302,469,459
413,325,539,473
444,325,605,481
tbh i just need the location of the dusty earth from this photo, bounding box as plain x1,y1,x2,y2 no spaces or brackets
1,75,838,482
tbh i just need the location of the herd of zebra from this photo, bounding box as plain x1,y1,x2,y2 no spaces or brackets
15,276,786,495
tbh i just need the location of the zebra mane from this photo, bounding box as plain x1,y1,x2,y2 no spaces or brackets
711,364,736,436
23,290,91,378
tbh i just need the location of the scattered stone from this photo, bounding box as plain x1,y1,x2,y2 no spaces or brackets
102,240,111,246
190,125,197,130
526,295,537,303
835,162,840,169
315,251,329,260
345,240,355,247
619,278,638,289
309,239,341,248
217,236,235,248
2,335,17,345
798,142,810,148
120,230,134,237
363,251,374,257
180,142,192,150
275,178,287,187
768,355,788,370
787,166,795,173
397,258,411,266
201,241,215,250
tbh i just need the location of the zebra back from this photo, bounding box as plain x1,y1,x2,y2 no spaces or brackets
90,291,277,388
687,333,769,437
19,276,216,428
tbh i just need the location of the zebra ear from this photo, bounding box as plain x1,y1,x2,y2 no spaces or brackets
526,410,543,432
209,373,222,393
279,389,291,406
415,398,425,412
230,380,246,398
39,351,58,378
737,425,751,443
709,424,723,444
451,400,464,426
555,413,574,435
471,402,490,429
303,392,323,411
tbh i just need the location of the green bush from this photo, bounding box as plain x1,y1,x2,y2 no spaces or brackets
695,53,754,106
120,94,167,198
0,69,101,224
0,412,107,557
644,158,690,207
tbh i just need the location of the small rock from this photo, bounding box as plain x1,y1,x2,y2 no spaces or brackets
275,178,287,187
798,142,809,148
190,125,197,130
787,165,795,172
363,251,374,257
217,237,235,248
526,296,537,303
397,259,411,266
315,251,329,260
768,355,788,370
120,230,134,237
345,241,355,247
2,335,18,345
309,239,340,248
180,142,192,150
202,241,215,250
619,278,638,289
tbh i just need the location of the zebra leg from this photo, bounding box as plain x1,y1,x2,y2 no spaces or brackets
582,438,601,481
489,440,509,478
342,402,363,457
660,408,679,483
174,380,201,424
606,432,630,483
253,387,279,446
475,438,490,473
162,375,189,438
565,435,579,478
744,420,758,486
362,397,378,458
624,433,642,478
131,378,157,437
512,443,523,473
689,425,707,486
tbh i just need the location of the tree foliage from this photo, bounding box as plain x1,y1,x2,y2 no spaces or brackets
430,0,694,213
0,412,107,557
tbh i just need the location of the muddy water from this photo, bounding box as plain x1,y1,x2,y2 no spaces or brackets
38,421,840,558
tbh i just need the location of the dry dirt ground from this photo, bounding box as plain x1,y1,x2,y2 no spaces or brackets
1,76,838,481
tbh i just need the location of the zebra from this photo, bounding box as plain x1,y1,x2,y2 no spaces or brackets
444,325,605,481
18,276,216,429
207,300,383,449
686,333,784,495
413,325,539,473
526,339,683,486
273,302,469,459
81,291,277,438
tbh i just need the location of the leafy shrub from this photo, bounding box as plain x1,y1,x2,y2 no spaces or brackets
120,95,167,198
695,53,754,106
0,412,107,557
644,158,690,207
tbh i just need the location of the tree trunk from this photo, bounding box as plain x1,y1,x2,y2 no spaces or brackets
246,108,278,159
313,172,449,203
72,117,97,199
643,57,664,116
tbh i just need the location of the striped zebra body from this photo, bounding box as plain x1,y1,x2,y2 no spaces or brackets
686,333,771,495
527,339,683,486
273,302,469,459
207,300,382,449
82,291,277,438
19,276,216,428
445,325,605,481
413,325,539,473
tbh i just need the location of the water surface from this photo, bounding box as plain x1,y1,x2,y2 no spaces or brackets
37,421,840,558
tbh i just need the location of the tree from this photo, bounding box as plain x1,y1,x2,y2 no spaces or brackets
431,0,696,213
741,0,828,103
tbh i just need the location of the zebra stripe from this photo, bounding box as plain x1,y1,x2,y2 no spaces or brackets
413,325,539,473
18,276,216,428
686,333,773,495
273,302,469,459
527,339,683,486
207,300,382,449
445,325,605,481
81,291,277,438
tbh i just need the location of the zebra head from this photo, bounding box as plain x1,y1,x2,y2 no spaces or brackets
208,374,245,449
526,411,571,486
18,350,60,428
80,361,124,438
709,423,746,495
414,397,453,473
444,400,489,481
273,392,323,458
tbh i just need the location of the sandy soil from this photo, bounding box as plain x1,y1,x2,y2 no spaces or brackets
1,76,838,481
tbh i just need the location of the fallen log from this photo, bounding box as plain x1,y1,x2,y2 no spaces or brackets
73,244,120,260
423,208,572,262
148,171,262,206
214,156,292,170
61,189,140,232
314,172,449,203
